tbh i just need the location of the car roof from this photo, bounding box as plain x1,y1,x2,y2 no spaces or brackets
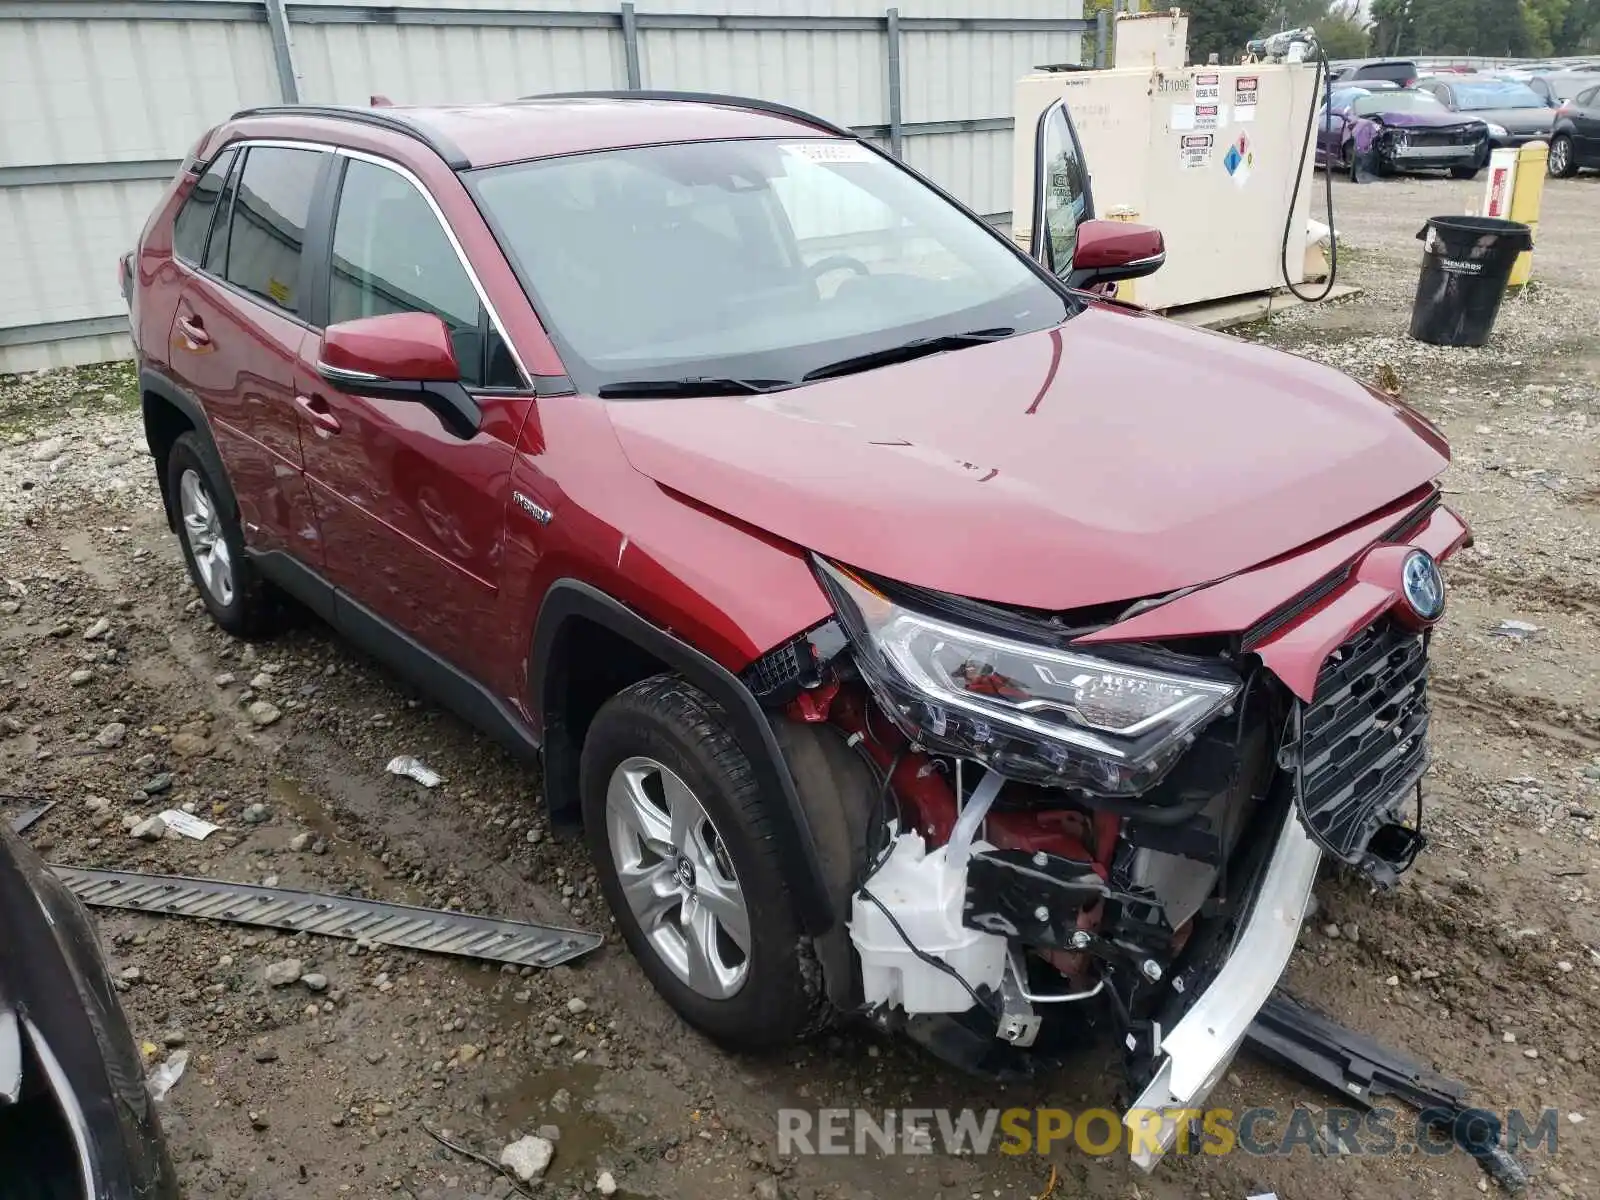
224,94,846,171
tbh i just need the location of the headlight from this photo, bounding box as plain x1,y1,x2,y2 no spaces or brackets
815,559,1240,795
1486,123,1508,137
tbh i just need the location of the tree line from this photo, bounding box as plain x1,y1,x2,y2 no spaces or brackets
1087,0,1600,64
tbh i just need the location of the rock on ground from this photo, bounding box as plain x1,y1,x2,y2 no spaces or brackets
499,1135,554,1182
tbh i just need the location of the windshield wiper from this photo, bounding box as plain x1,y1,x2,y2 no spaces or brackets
802,328,1016,383
596,377,793,399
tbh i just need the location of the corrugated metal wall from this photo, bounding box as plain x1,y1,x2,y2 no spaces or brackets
0,0,1083,373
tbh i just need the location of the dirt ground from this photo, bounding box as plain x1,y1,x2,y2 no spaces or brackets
1,171,1597,1200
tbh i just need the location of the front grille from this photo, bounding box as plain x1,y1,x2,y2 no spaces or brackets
743,639,807,704
1294,620,1429,883
1407,129,1480,148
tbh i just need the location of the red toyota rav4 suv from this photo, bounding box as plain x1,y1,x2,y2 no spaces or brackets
125,93,1466,1164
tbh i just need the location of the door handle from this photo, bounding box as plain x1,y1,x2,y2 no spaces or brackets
177,315,210,349
295,394,342,435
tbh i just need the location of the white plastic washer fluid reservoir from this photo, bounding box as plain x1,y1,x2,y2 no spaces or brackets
849,831,1008,1014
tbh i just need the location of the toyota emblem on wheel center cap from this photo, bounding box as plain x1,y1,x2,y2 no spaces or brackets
674,855,696,890
1401,549,1445,622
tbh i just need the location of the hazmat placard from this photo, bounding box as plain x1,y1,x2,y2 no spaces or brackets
1179,134,1214,169
1194,73,1220,102
1223,133,1254,187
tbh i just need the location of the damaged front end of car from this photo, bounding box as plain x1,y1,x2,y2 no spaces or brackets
746,496,1470,1171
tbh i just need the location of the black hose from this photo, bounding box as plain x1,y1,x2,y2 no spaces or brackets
1281,44,1338,303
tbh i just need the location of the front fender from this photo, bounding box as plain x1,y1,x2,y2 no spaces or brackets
529,579,835,936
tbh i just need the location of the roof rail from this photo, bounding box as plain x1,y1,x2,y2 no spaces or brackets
519,91,858,140
228,105,471,170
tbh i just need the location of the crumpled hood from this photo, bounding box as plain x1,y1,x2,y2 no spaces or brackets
1367,109,1483,129
605,304,1450,612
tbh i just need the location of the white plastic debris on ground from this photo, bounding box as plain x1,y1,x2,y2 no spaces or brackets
147,1049,188,1101
386,756,442,788
1307,218,1334,248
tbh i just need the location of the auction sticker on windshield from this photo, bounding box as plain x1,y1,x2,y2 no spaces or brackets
789,141,877,163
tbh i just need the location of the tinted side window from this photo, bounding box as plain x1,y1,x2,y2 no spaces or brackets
1578,86,1599,107
222,146,325,316
204,159,241,278
330,157,517,388
172,148,236,265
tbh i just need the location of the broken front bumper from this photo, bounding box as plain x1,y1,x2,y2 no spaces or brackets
1122,800,1322,1170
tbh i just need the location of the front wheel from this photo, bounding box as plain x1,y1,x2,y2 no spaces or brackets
580,674,830,1050
1450,165,1481,180
1548,133,1578,178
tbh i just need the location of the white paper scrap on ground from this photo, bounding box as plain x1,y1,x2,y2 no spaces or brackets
158,810,221,840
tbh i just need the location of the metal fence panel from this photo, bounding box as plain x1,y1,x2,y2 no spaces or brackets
294,21,625,104
0,0,1082,371
0,12,280,166
639,28,888,126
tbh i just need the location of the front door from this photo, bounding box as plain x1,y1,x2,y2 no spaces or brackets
170,143,329,565
294,152,532,686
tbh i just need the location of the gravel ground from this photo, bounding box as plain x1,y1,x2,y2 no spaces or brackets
1,171,1596,1200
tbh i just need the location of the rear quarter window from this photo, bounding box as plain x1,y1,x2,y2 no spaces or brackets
172,149,237,265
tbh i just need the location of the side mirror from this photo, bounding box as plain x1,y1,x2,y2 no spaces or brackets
318,312,481,438
1067,219,1166,292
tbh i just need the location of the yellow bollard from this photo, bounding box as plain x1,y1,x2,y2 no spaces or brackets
1506,141,1547,288
1104,205,1140,303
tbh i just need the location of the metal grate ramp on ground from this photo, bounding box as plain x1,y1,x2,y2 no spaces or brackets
53,866,601,969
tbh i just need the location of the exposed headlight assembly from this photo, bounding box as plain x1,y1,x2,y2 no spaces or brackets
1486,122,1508,137
815,560,1241,796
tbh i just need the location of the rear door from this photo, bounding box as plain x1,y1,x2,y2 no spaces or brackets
293,151,532,687
170,143,330,567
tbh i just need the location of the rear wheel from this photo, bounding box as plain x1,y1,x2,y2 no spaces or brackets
1548,133,1577,178
167,432,281,639
580,674,829,1050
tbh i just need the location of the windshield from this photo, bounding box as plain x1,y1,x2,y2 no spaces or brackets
1354,91,1443,115
471,138,1070,392
1453,81,1546,109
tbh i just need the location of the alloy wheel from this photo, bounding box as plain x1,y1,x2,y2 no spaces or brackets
1549,137,1570,176
178,468,234,607
605,755,751,999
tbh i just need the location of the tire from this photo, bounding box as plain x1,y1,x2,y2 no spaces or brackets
166,431,281,639
1450,165,1480,180
1548,133,1578,178
580,674,829,1050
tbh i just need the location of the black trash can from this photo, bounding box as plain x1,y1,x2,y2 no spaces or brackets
1409,216,1533,348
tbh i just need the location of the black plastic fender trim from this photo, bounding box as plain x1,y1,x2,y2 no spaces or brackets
137,366,234,532
529,579,835,936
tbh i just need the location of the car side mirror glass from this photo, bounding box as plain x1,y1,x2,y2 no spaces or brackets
318,313,481,438
1067,219,1166,293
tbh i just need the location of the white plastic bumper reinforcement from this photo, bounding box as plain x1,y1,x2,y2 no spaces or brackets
1123,807,1323,1171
